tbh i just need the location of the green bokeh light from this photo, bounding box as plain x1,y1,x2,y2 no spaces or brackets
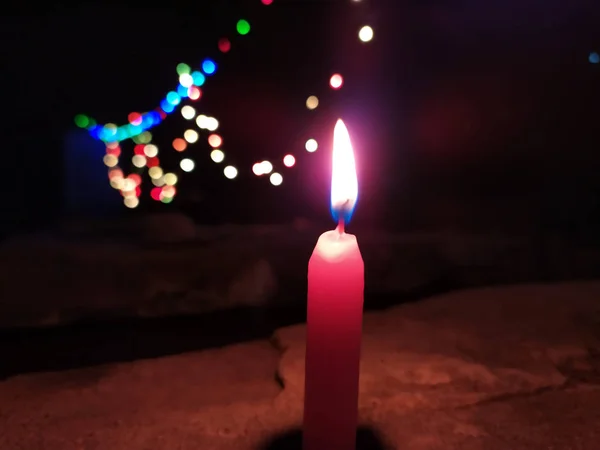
176,63,191,76
236,19,251,35
74,114,89,128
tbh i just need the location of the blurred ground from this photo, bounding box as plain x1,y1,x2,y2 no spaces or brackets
1,215,599,329
1,282,599,450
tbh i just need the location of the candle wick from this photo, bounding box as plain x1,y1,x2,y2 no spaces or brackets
337,219,345,235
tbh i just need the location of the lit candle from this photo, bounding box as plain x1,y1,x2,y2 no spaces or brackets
303,119,364,450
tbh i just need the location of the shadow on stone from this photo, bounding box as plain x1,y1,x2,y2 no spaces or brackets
258,426,390,450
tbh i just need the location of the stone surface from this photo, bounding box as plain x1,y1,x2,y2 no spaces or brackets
1,282,599,449
1,222,600,328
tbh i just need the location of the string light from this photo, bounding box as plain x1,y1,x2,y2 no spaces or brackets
358,25,373,42
76,0,366,207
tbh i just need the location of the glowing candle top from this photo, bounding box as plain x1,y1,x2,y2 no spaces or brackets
330,119,358,225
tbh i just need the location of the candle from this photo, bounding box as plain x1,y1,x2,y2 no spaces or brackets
303,119,364,450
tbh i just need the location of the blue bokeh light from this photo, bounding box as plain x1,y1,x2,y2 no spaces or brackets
202,59,217,75
166,91,181,106
192,71,206,86
590,52,600,64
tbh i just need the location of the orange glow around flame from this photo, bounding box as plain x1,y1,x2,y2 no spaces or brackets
331,119,358,224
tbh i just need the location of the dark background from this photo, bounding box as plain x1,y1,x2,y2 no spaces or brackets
2,0,600,235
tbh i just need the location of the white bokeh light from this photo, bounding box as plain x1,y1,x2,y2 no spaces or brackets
283,154,296,167
211,149,225,163
260,161,273,174
181,105,196,120
358,25,374,42
180,158,195,172
305,138,318,152
270,172,283,186
224,165,238,179
184,129,199,144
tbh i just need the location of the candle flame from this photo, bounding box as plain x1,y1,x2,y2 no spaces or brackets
330,119,358,225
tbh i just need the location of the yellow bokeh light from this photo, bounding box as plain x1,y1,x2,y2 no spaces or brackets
152,176,166,187
122,178,137,191
305,138,318,152
164,173,178,186
103,154,118,167
144,144,158,157
181,105,196,120
124,197,139,208
224,165,238,179
180,158,195,172
184,129,199,144
358,25,374,42
270,172,283,186
306,95,319,110
132,154,147,168
110,177,125,190
210,149,225,163
148,166,163,179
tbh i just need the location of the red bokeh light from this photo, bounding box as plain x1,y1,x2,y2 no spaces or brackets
218,38,231,53
134,144,145,155
151,187,162,201
173,138,187,152
146,157,159,167
262,0,273,5
128,112,142,126
188,86,202,100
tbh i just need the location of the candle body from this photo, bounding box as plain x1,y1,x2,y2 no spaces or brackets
303,230,364,450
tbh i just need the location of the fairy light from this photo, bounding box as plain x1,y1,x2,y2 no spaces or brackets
74,3,367,208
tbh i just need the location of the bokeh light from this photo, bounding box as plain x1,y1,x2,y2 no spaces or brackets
179,73,194,87
144,144,158,157
260,161,273,174
173,138,187,152
188,86,202,100
192,71,206,86
184,129,199,143
218,38,231,53
237,19,251,35
132,154,147,168
252,162,264,176
176,63,191,76
202,59,217,75
330,73,344,89
358,25,374,42
270,173,283,186
181,105,196,120
283,154,296,167
590,52,600,64
74,114,89,128
103,154,118,167
149,166,163,179
208,134,223,147
262,0,273,4
180,158,195,172
124,197,140,208
164,173,178,186
306,95,319,110
128,112,142,126
305,138,318,152
211,149,225,163
224,165,238,179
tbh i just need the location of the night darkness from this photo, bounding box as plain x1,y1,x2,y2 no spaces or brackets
1,0,597,234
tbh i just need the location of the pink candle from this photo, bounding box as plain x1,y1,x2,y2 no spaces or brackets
303,119,364,450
